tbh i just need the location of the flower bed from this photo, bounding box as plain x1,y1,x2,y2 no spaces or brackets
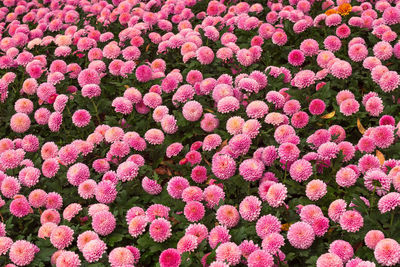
0,0,400,266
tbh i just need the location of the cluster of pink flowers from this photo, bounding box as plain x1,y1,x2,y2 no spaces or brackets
0,0,400,266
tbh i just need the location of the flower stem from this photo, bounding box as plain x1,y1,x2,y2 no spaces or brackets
91,98,101,124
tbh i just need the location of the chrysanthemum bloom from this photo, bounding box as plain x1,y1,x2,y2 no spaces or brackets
378,192,400,214
56,251,81,267
370,126,394,149
109,247,135,267
239,196,261,221
348,43,368,62
262,232,284,255
40,208,61,225
316,253,343,267
82,239,107,263
67,163,90,186
374,238,400,266
317,142,339,160
28,189,47,208
92,211,116,236
50,225,74,249
46,192,63,210
216,205,240,228
62,203,82,222
166,176,189,199
287,222,315,249
10,113,31,133
330,60,352,79
339,210,363,233
329,240,353,263
95,180,117,204
196,46,214,65
217,96,240,114
239,159,265,182
165,143,183,158
134,65,152,83
328,199,347,222
291,70,315,89
177,234,198,254
111,97,133,115
71,109,91,127
77,179,96,199
0,236,12,255
247,249,274,267
238,240,259,259
365,230,385,250
116,161,139,182
127,215,148,238
141,176,162,195
183,201,205,222
364,168,391,196
203,184,225,209
159,248,181,267
211,153,236,180
266,183,287,208
181,186,203,203
289,159,312,182
18,166,40,187
1,176,21,198
379,71,400,93
9,240,38,266
215,242,241,266
309,99,326,115
144,129,165,145
181,100,203,122
373,41,393,61
255,215,281,239
290,111,309,129
10,195,32,218
149,218,172,243
300,204,324,224
77,231,99,252
185,224,208,244
278,142,300,162
306,180,327,201
288,49,305,66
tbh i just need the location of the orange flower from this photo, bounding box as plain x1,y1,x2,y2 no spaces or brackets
325,9,337,16
338,3,352,16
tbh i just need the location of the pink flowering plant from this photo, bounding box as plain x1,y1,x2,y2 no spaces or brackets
0,0,400,266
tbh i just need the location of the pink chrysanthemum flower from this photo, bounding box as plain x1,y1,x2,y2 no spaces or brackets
287,222,315,250
216,205,240,228
306,180,327,201
92,211,116,236
339,210,363,233
316,253,343,267
177,234,198,254
290,159,312,182
329,240,353,263
374,238,400,266
378,192,400,214
9,240,38,266
365,230,385,250
82,239,107,263
328,199,347,222
262,233,284,255
149,218,172,243
209,225,231,249
159,248,181,267
247,249,274,267
239,196,261,222
266,183,287,208
364,168,391,196
184,201,205,222
215,242,241,266
109,247,135,267
255,215,281,239
50,225,74,249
